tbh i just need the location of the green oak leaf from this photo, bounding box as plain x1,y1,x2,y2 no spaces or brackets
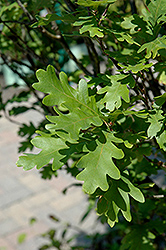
154,63,166,85
47,106,102,140
16,134,68,171
147,110,164,138
33,66,103,139
154,93,166,106
137,36,166,59
97,75,130,111
32,13,77,28
97,176,144,227
113,31,140,46
77,0,116,7
144,0,166,26
80,24,104,38
120,60,153,74
76,132,124,194
156,131,166,151
33,65,77,108
74,16,104,38
120,226,155,250
121,175,145,203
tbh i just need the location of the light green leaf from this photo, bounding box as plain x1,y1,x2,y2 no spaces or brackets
97,75,130,111
47,106,102,140
0,2,19,17
147,110,164,138
80,24,104,37
145,0,166,26
114,31,140,46
73,16,92,26
33,66,76,108
119,189,132,222
77,0,116,7
156,131,166,151
76,132,124,194
16,135,68,171
33,65,102,139
121,16,138,34
17,233,27,244
121,176,145,203
137,36,166,59
120,61,153,74
74,15,104,37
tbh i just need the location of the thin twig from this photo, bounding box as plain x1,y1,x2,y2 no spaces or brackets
16,0,34,21
84,37,100,76
98,4,110,25
41,27,92,76
63,0,77,12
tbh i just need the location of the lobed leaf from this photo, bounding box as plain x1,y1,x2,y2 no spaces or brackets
97,75,130,111
32,13,77,28
33,65,103,139
47,106,102,140
144,0,166,26
147,110,164,138
76,132,124,194
16,134,68,171
96,176,144,227
77,0,116,7
137,36,166,59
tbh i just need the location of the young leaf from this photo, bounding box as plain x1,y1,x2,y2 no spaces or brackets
76,132,124,194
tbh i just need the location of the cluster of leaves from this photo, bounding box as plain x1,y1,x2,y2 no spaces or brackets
0,0,166,249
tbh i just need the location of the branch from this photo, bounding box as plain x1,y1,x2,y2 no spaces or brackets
1,54,56,116
1,21,46,64
0,19,29,25
84,38,100,76
41,27,92,76
98,4,110,25
63,0,77,12
16,0,34,22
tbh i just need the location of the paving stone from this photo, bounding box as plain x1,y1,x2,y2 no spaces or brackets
19,173,53,192
50,187,85,212
4,203,34,226
0,185,32,209
0,175,21,192
0,238,15,250
0,218,20,236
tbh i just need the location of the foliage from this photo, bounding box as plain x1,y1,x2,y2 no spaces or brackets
0,0,166,249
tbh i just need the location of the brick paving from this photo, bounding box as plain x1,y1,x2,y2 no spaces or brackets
0,109,104,250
